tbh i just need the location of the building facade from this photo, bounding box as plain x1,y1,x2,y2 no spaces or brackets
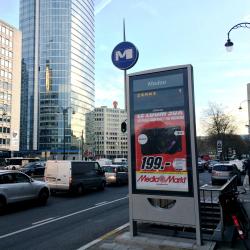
0,20,21,155
19,0,95,158
88,105,127,159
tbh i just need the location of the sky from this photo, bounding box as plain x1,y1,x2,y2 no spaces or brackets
1,0,250,135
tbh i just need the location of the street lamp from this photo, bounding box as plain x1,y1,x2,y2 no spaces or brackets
225,22,250,52
238,100,250,110
238,100,250,135
58,106,75,160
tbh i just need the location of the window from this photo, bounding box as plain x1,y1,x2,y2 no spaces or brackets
94,162,100,170
1,26,6,34
15,173,30,183
0,173,14,184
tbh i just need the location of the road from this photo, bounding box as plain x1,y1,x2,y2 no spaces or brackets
0,171,213,250
0,185,129,250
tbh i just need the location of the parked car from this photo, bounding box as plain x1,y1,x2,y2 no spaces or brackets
20,161,45,177
207,160,219,173
45,160,106,194
102,165,128,185
0,170,50,213
211,163,241,185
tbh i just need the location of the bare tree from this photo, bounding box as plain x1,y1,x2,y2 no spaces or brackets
201,102,237,137
201,102,238,159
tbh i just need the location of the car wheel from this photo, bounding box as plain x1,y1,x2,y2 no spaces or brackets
0,197,6,214
76,184,84,195
38,188,49,205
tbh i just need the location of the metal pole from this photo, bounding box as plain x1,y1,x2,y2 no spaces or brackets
63,109,66,160
78,140,80,160
81,130,84,160
97,135,99,158
123,19,127,111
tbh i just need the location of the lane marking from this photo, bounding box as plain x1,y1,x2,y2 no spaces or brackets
32,217,56,225
0,196,128,240
77,223,129,250
95,201,108,206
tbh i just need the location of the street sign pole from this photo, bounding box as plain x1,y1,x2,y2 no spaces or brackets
111,21,139,236
123,19,127,111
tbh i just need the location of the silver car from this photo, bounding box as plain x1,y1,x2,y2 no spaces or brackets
102,165,128,185
0,170,50,213
211,163,241,185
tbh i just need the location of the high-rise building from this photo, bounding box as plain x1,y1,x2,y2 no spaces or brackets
19,0,95,158
0,20,21,155
86,104,128,159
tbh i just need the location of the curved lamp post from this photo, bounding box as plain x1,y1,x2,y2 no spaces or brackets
58,106,75,160
238,100,250,134
238,99,250,110
225,22,250,52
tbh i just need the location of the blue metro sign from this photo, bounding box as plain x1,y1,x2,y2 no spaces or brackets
111,41,139,70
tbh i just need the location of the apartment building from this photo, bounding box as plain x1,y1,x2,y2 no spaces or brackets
0,20,21,154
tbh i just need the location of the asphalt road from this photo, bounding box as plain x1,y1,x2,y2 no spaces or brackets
0,171,215,250
0,185,129,250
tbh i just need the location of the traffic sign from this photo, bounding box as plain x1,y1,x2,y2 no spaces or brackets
217,140,222,153
111,41,139,70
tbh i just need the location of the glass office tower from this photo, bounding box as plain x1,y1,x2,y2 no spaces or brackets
20,0,95,158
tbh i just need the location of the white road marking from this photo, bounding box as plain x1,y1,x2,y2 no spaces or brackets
77,223,129,250
32,217,56,225
95,201,108,206
0,196,128,240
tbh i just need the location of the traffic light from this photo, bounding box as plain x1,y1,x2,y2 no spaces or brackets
121,121,127,133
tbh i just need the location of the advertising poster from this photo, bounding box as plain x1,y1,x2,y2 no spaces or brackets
134,110,188,192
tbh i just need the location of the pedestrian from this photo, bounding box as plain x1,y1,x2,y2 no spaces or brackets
243,159,250,189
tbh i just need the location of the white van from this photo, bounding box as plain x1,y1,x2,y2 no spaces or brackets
112,158,127,165
44,160,106,194
97,158,112,167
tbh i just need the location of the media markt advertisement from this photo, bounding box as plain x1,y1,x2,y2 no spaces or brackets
134,110,188,192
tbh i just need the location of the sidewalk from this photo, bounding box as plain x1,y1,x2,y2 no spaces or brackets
80,187,250,250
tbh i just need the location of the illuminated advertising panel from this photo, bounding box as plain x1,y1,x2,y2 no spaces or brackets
129,67,195,196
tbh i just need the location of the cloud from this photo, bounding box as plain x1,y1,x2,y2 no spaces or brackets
95,0,112,15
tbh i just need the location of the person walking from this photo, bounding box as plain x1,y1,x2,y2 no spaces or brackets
243,159,250,189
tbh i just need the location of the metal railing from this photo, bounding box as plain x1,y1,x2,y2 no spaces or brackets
199,175,238,239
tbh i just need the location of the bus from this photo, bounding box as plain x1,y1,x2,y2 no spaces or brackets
4,157,40,170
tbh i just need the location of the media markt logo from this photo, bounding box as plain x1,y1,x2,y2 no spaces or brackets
111,41,139,70
137,175,187,184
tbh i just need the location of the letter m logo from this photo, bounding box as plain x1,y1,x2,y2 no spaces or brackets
115,48,133,61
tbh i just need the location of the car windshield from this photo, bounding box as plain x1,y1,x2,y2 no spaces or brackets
213,165,233,171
